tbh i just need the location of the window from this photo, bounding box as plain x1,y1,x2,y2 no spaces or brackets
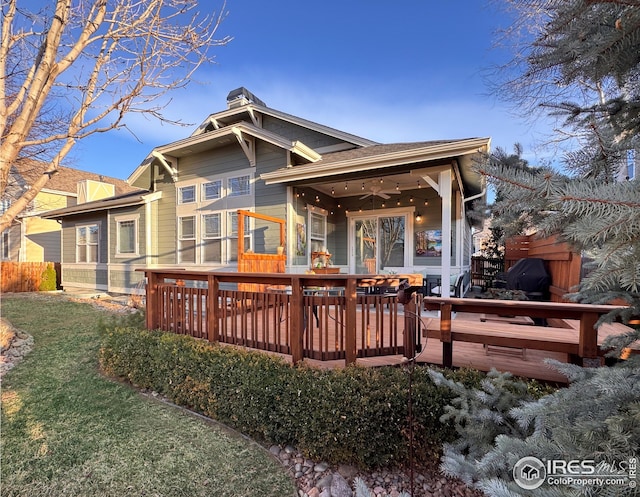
76,224,99,263
1,231,8,260
227,211,251,262
202,213,222,263
115,215,138,256
0,199,10,215
178,185,196,204
178,216,196,263
228,175,250,197
309,210,327,254
175,170,253,265
202,180,222,201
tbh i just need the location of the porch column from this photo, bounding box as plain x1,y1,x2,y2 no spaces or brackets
439,170,452,297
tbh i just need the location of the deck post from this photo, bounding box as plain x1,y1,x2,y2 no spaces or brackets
403,293,417,359
441,302,453,368
579,311,599,362
345,277,358,365
290,277,304,364
146,270,159,330
208,274,219,343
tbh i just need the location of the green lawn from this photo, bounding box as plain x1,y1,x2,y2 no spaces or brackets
0,293,296,497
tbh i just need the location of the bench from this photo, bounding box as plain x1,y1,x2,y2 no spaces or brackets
422,297,628,368
424,317,580,366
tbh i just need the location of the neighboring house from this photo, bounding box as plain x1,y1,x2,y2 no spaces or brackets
1,159,139,263
43,88,490,295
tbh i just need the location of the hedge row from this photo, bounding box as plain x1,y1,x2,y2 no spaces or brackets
99,326,485,468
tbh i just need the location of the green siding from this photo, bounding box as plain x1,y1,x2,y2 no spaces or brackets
109,268,146,291
262,115,345,150
61,213,108,264
155,171,177,265
63,267,108,287
109,205,147,264
254,141,288,253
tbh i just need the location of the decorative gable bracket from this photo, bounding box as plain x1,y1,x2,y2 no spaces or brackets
151,151,178,182
232,127,256,166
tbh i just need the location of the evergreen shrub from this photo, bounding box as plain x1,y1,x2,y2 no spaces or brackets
99,326,496,468
38,263,57,291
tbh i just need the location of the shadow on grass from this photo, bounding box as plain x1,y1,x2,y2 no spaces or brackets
1,293,296,497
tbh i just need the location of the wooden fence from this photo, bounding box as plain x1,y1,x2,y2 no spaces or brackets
1,262,61,293
472,234,582,301
505,235,582,302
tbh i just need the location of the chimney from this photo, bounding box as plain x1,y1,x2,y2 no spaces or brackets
226,87,267,109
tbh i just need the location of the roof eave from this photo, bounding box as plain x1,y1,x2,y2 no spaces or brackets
41,191,157,219
261,138,491,185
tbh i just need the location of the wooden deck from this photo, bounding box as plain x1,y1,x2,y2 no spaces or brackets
219,308,634,383
141,270,636,383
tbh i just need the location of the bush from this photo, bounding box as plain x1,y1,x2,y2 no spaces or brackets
99,326,494,469
430,359,640,496
38,263,57,291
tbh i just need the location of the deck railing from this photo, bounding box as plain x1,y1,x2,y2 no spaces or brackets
141,269,421,365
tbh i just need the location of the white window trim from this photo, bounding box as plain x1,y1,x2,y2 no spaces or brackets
227,174,252,197
175,170,254,265
177,184,197,205
202,179,223,201
76,222,101,263
114,214,140,258
308,205,328,264
201,212,223,264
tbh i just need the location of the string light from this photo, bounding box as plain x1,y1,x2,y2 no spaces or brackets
331,186,335,195
409,196,414,203
361,182,365,190
424,199,429,206
344,182,348,190
396,199,401,206
396,182,400,190
417,180,421,189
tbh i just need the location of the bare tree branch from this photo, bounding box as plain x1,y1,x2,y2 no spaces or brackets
0,0,230,232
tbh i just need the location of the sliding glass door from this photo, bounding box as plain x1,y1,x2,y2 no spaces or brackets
351,213,408,274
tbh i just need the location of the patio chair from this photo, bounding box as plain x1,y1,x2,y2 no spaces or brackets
430,273,465,298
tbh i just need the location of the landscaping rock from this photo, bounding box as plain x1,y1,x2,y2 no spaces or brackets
268,443,483,497
329,473,351,497
0,317,34,378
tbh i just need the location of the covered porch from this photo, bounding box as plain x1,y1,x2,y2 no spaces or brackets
260,138,491,296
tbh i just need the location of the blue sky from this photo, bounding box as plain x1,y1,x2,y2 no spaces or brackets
72,1,558,181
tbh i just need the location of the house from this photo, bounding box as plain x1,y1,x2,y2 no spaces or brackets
43,88,490,295
1,159,138,263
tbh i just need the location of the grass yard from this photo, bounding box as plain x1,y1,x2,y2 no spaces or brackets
0,293,296,497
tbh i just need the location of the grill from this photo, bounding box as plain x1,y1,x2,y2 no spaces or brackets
497,258,551,300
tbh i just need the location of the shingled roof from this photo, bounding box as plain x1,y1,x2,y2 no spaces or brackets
11,159,140,197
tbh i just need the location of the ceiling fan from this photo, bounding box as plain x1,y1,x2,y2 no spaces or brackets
359,185,400,200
